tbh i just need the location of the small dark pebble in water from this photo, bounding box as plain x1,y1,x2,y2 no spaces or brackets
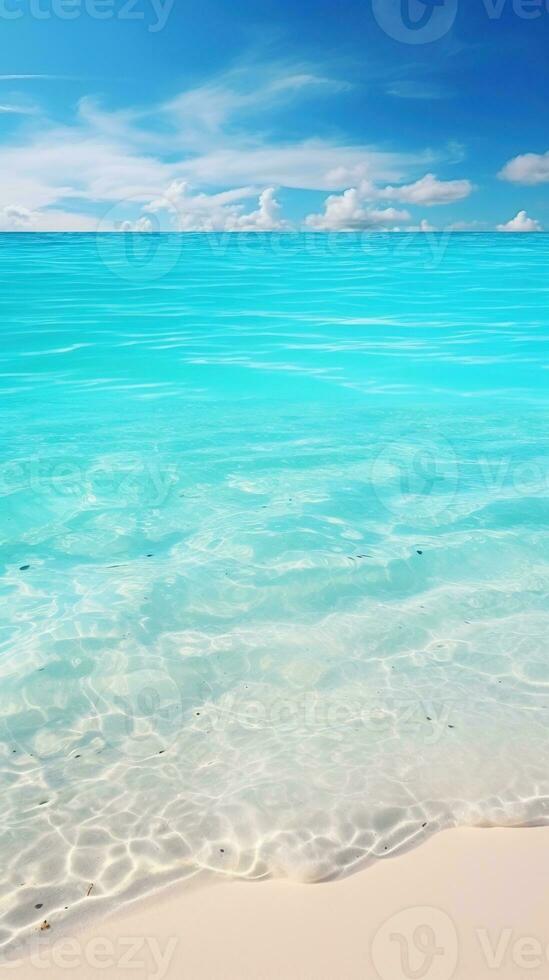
19,565,30,571
35,904,43,910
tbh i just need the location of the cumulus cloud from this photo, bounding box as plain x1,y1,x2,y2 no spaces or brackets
304,170,473,231
223,188,288,231
378,173,473,206
305,189,410,230
496,210,543,232
142,181,287,231
498,151,549,185
0,205,33,229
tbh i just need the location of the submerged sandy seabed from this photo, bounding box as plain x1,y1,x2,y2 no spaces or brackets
8,825,549,980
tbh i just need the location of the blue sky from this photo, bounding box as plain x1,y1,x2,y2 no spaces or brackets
0,0,548,231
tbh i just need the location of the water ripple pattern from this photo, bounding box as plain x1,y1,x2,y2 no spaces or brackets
0,232,548,952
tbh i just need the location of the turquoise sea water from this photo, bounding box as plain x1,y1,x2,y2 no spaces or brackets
1,232,548,950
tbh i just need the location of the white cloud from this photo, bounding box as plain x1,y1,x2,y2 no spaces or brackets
0,62,473,231
0,205,101,231
496,210,543,232
163,65,350,146
223,188,288,231
177,142,422,193
0,104,37,116
498,151,549,185
386,81,448,100
378,173,473,206
142,181,287,231
305,189,410,230
304,170,473,231
0,133,177,211
0,205,33,229
0,117,427,223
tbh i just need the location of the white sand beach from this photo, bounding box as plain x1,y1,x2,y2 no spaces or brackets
8,826,549,980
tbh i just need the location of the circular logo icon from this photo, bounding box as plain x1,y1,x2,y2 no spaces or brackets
371,0,458,44
372,906,458,980
95,196,182,282
368,433,460,522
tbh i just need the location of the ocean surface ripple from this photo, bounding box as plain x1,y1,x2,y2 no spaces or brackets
0,232,548,951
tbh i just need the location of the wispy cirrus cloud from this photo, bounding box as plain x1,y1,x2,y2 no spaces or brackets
0,104,38,115
161,63,351,144
386,80,450,100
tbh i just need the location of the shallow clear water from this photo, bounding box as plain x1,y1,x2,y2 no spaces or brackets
0,232,548,950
